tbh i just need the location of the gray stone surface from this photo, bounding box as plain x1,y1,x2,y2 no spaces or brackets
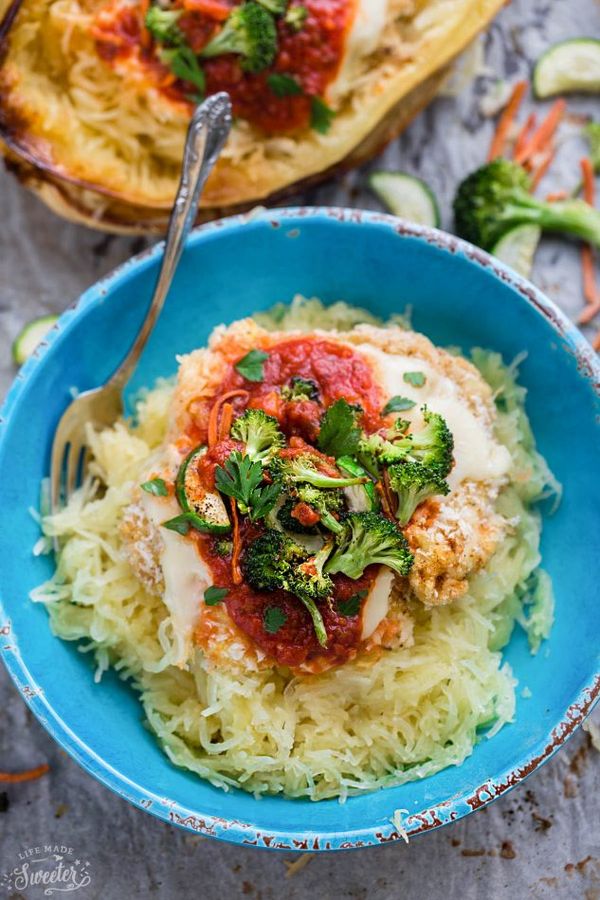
1,0,599,897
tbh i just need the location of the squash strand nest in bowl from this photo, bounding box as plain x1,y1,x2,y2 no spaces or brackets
30,298,559,800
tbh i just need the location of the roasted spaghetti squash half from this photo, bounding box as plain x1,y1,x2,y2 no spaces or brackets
0,0,504,232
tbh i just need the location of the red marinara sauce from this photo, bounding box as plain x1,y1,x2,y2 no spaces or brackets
189,336,386,669
93,0,354,132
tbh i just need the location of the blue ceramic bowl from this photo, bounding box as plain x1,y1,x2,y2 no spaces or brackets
1,208,599,851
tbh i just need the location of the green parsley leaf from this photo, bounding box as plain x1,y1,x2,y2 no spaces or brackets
310,96,335,134
234,349,269,382
403,371,426,387
204,585,228,606
267,73,302,98
160,46,205,95
263,606,287,633
215,451,282,520
317,399,362,458
162,514,192,535
285,4,307,30
140,477,168,497
337,589,367,617
145,6,182,44
382,396,416,415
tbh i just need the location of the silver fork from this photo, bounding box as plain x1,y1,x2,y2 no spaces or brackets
49,92,232,529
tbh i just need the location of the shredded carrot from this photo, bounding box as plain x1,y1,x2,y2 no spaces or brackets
593,329,600,351
139,0,150,47
581,156,596,205
578,295,600,325
579,158,599,307
513,112,537,161
488,80,528,161
515,99,566,167
207,390,249,448
530,147,556,191
546,190,569,202
182,0,231,19
219,403,234,441
230,499,243,585
0,764,49,783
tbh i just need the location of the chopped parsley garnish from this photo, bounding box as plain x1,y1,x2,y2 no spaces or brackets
263,605,287,633
317,398,362,458
284,4,307,29
234,349,269,382
140,477,168,497
310,97,335,135
382,395,416,415
215,451,282,520
337,589,367,617
204,586,229,606
403,371,426,387
267,73,303,98
159,46,206,96
162,513,193,535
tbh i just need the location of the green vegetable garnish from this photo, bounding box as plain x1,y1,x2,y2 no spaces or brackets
204,586,229,606
140,477,168,497
310,97,335,134
159,46,206,95
337,589,367,617
324,512,413,580
162,514,193,535
230,409,284,462
263,606,287,633
284,3,307,29
267,73,302,97
318,399,362,458
382,396,416,414
215,451,281,519
201,2,277,73
234,348,269,382
403,371,426,387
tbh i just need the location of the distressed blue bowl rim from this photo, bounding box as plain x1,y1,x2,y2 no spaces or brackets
1,207,599,851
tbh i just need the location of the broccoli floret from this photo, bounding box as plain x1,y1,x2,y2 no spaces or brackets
284,3,307,29
145,6,182,44
201,2,277,73
214,538,233,557
231,408,284,463
388,462,449,526
324,512,413,580
295,484,345,534
244,529,305,591
454,158,600,250
256,0,287,13
359,409,453,476
271,453,367,490
277,497,318,534
244,530,330,646
281,376,320,402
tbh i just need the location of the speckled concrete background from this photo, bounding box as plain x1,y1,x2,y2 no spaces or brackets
1,0,599,897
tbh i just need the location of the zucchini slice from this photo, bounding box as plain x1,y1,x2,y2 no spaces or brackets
491,224,541,278
12,314,59,365
533,39,600,98
338,456,380,513
176,446,231,534
369,171,441,227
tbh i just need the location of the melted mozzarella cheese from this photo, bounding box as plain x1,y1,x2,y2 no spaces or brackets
356,345,512,489
361,568,395,639
327,0,389,104
141,492,211,668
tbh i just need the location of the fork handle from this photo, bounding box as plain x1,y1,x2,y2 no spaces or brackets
108,92,232,392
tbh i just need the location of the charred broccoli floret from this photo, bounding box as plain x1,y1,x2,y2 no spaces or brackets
454,158,600,250
324,512,413,580
281,376,320,402
270,453,367,490
388,461,450,526
230,408,284,463
277,497,318,534
294,484,345,534
201,2,277,73
145,6,182,44
359,408,453,476
244,529,330,646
